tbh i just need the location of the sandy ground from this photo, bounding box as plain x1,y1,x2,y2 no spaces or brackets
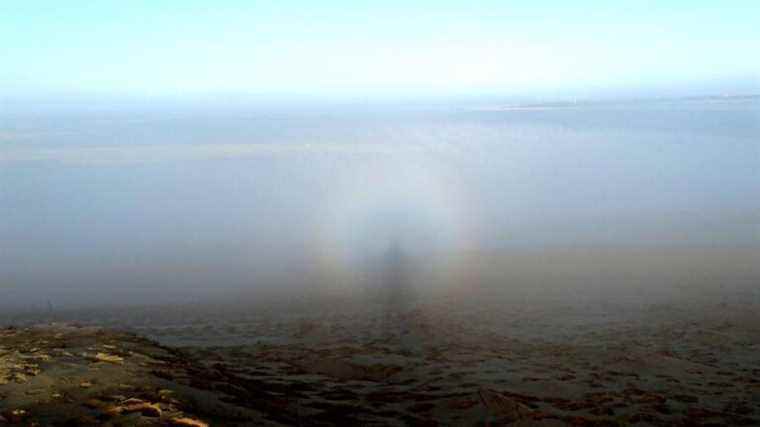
0,324,288,426
2,284,760,426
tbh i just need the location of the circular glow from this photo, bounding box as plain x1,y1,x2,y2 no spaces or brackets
313,157,479,293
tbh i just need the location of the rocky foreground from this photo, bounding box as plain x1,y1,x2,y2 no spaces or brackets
2,293,760,426
0,324,286,426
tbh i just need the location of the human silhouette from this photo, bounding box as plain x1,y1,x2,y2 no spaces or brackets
380,237,416,341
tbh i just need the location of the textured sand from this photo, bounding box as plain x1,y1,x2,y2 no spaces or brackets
3,286,759,425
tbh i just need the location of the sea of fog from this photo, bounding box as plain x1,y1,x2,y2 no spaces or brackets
1,98,758,308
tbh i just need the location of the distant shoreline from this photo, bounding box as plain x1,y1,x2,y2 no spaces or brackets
467,93,760,111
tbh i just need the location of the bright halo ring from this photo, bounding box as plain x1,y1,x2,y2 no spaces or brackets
313,158,478,293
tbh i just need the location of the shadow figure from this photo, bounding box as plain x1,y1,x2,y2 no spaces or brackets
380,238,419,350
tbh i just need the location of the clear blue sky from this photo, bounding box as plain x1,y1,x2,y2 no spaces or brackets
1,1,758,99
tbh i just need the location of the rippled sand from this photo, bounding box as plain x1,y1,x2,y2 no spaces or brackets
4,281,760,425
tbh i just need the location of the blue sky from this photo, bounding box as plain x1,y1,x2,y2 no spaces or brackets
1,1,758,99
